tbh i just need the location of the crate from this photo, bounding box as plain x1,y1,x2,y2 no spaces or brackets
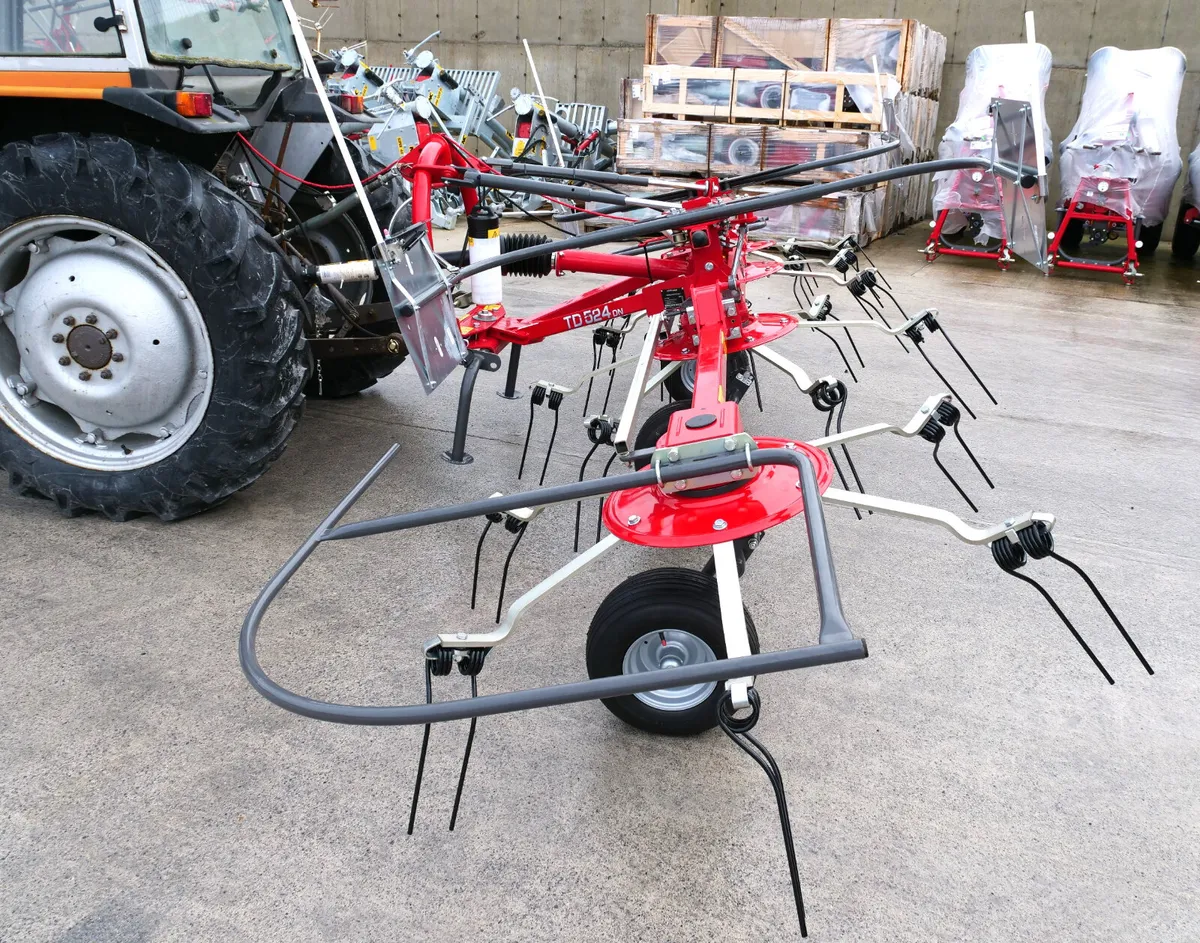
644,65,887,128
615,119,710,175
646,15,717,68
709,123,766,174
641,66,734,121
762,128,896,181
753,185,888,247
716,17,828,71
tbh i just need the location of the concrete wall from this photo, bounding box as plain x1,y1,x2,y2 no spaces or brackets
316,0,677,118
322,0,1200,226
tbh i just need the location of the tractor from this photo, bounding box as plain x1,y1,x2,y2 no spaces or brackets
0,0,411,519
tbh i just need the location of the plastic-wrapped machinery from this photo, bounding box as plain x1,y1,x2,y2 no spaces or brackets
1058,46,1186,228
932,43,1052,243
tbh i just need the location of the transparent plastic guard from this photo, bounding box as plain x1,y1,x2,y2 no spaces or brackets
376,225,466,394
990,98,1048,272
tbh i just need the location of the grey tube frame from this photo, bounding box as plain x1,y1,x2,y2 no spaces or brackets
240,446,868,727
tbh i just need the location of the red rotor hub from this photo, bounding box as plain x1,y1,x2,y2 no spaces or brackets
603,438,834,549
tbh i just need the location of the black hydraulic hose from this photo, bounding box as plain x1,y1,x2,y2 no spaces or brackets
240,445,863,726
428,157,1020,299
555,137,903,219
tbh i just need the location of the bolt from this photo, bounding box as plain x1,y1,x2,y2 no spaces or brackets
85,314,98,324
667,448,679,462
106,236,118,247
112,352,124,363
58,356,71,366
713,519,727,531
1004,518,1015,528
627,514,640,526
63,315,76,326
52,333,64,343
704,262,714,271
920,404,930,413
178,289,188,300
100,369,113,380
386,337,401,354
724,437,736,451
456,632,468,641
78,371,91,381
105,329,118,340
731,469,743,479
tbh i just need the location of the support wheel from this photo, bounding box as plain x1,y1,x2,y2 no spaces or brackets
1137,222,1162,257
0,133,307,520
661,349,752,404
1171,207,1200,260
632,400,690,469
586,568,760,736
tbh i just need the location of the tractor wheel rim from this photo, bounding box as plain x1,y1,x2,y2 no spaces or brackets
622,629,717,712
0,216,214,471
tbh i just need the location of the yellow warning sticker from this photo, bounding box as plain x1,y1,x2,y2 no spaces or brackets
513,139,526,157
368,134,377,151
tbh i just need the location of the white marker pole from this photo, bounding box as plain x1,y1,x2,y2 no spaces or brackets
522,38,566,168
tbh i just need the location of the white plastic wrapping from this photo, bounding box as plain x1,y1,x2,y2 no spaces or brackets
1058,46,1186,226
932,43,1052,242
1183,138,1200,208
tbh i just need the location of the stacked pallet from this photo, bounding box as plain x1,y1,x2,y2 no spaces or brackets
617,15,946,245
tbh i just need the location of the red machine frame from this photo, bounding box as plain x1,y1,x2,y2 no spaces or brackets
924,169,1014,269
1048,178,1140,285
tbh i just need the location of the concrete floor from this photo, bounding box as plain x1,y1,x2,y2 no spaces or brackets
2,225,1199,943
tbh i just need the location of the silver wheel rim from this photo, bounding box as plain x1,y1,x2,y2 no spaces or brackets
0,216,214,471
622,629,718,712
678,359,696,393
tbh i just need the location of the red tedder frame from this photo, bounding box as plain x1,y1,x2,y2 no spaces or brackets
1047,177,1140,285
924,170,1014,270
391,131,836,549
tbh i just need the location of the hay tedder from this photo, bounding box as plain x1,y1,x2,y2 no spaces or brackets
238,23,1153,929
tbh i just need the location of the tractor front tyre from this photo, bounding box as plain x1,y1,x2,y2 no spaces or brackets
0,133,308,520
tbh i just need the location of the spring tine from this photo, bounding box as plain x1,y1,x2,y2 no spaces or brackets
495,521,529,624
827,314,866,368
596,451,619,543
600,344,620,414
718,701,808,938
1049,551,1154,675
407,662,434,835
537,407,562,486
951,422,994,489
814,326,857,382
582,344,601,415
448,674,479,832
517,396,538,480
856,294,908,353
824,409,861,520
932,440,977,513
470,519,494,610
836,399,870,510
914,343,975,419
1002,569,1115,684
875,284,908,319
936,323,999,405
574,441,603,552
749,349,765,412
857,244,892,290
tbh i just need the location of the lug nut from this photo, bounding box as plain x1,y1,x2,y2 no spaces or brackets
63,315,76,326
713,519,728,531
627,514,640,526
100,369,113,380
79,371,91,381
85,314,98,324
51,333,64,343
105,329,118,340
58,356,71,366
112,352,124,362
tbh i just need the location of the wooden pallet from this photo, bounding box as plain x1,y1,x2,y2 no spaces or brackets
643,65,888,128
614,119,711,175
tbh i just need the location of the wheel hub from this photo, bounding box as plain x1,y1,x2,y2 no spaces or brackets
66,324,112,369
623,629,717,712
0,217,214,470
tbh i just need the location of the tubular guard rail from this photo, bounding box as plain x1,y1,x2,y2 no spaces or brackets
240,445,867,726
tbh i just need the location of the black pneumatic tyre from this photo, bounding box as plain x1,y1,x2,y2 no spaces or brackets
661,349,753,404
0,133,308,520
1171,207,1200,260
301,143,408,399
1137,222,1163,257
586,568,760,736
632,400,690,469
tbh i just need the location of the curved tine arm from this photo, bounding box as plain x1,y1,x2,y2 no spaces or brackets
240,446,861,727
752,344,831,395
792,308,936,336
434,534,622,650
806,394,951,449
821,487,1056,546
